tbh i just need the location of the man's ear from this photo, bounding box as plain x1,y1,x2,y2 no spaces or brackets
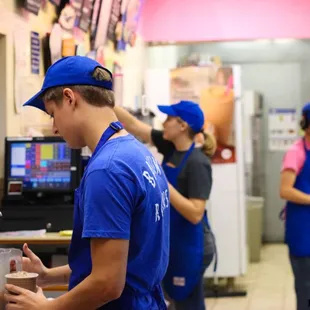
63,88,76,108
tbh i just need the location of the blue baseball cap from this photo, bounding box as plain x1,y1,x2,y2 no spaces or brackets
158,100,204,133
302,102,310,117
23,56,113,112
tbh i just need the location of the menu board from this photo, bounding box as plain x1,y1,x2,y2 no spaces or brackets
24,0,42,15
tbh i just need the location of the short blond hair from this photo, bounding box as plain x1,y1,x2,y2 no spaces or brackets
41,67,115,107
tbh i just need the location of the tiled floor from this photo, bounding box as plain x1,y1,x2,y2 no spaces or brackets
205,244,295,310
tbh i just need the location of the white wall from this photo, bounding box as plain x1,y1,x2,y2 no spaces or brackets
0,1,57,137
147,45,190,69
121,37,146,110
0,1,57,192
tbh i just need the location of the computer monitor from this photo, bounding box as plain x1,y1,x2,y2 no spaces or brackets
4,137,81,197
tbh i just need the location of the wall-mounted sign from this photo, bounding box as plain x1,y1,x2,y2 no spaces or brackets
117,0,144,50
268,108,298,151
31,31,40,74
78,0,95,32
94,0,114,49
24,0,42,15
90,0,102,48
71,0,84,27
107,0,122,46
58,4,76,31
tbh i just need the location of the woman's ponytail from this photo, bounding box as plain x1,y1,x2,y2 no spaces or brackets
201,131,217,157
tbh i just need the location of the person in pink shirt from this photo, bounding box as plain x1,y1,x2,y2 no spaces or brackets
280,102,310,310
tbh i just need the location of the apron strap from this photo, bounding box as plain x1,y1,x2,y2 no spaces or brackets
82,121,124,179
93,121,124,155
164,143,196,169
179,143,195,168
203,213,218,273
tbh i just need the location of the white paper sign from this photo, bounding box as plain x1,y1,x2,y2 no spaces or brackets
268,108,298,151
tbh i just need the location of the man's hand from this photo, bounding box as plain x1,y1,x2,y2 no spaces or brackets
22,243,71,287
4,285,50,310
22,244,49,287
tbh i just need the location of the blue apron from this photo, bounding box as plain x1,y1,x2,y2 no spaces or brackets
69,121,166,309
285,138,310,256
162,143,211,301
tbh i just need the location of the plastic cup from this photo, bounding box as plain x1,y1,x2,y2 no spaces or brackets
5,272,39,293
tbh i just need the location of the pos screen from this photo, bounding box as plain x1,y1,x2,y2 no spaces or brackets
4,137,80,194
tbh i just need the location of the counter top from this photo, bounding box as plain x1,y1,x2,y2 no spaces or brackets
0,233,71,245
0,233,71,292
43,285,68,292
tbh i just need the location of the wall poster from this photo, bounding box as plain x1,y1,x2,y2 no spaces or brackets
170,66,235,164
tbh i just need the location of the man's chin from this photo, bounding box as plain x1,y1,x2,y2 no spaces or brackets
162,134,168,141
63,138,84,150
68,143,85,150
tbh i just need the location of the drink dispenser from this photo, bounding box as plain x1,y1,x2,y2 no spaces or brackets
0,249,22,310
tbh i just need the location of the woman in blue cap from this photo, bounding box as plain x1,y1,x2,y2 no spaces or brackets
280,103,310,310
115,101,216,310
4,56,170,310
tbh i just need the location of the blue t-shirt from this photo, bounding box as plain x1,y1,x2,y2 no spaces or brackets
68,135,170,309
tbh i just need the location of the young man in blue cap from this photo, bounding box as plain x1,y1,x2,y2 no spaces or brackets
4,56,170,310
114,101,216,310
280,102,310,310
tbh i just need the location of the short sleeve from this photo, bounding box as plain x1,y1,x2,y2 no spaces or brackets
82,169,137,240
151,129,175,157
281,145,305,175
187,160,212,200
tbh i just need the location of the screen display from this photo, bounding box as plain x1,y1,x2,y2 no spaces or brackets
8,142,72,191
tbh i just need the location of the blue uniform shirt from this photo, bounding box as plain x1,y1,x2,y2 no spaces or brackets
68,134,170,309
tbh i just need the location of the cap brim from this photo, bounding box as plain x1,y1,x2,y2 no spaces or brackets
157,105,177,116
23,89,46,112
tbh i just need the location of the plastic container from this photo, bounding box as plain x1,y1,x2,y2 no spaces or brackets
0,248,22,310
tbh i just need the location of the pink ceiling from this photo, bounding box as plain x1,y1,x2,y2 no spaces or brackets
140,0,310,42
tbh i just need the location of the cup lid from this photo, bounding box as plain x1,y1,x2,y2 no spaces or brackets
5,272,39,279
